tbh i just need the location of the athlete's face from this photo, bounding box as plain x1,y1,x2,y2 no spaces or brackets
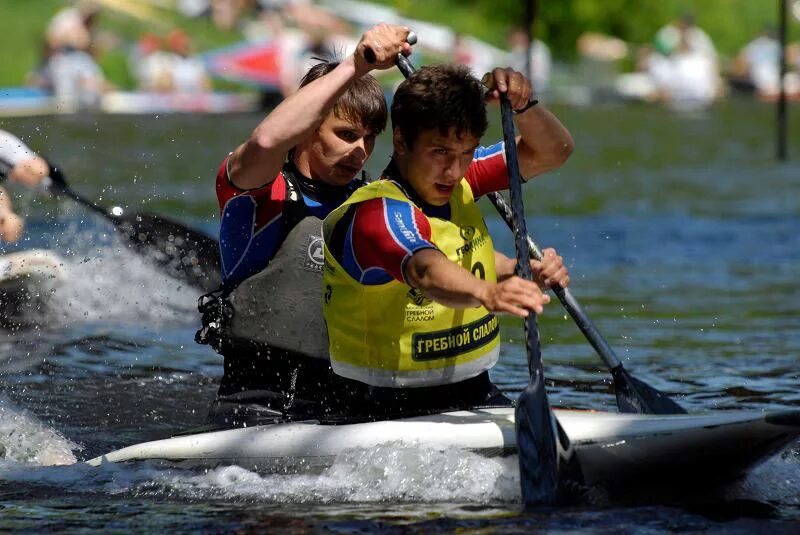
307,114,377,186
394,127,479,206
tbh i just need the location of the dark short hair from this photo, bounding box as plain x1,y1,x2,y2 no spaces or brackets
300,61,387,135
391,64,488,149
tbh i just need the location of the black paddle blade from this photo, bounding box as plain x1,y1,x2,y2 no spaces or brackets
115,212,221,293
516,362,560,506
611,365,687,415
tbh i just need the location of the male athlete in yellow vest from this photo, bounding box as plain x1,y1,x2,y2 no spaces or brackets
323,64,573,416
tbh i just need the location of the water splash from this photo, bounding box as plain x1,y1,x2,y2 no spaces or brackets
2,235,197,328
47,248,196,325
0,395,79,466
140,444,520,504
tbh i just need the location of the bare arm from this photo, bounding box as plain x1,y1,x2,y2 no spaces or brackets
0,186,23,242
484,67,574,179
404,248,549,317
514,105,574,178
494,250,516,282
227,24,411,190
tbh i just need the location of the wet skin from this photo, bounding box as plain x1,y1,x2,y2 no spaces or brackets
394,128,480,206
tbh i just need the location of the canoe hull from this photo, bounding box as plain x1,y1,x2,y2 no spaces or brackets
86,408,800,490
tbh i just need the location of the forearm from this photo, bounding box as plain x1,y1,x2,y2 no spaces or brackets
229,56,363,188
0,188,23,242
404,249,487,309
515,105,574,179
494,250,516,282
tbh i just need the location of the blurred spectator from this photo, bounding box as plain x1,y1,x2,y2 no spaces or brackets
46,48,107,108
507,28,551,93
46,0,101,53
211,0,253,31
258,4,355,97
659,31,718,107
40,0,106,108
130,33,174,92
286,1,352,37
731,28,800,100
577,32,629,63
731,26,784,98
654,13,717,62
178,0,211,18
619,16,720,109
165,29,212,93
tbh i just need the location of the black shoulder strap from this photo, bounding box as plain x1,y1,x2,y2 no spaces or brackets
280,162,312,234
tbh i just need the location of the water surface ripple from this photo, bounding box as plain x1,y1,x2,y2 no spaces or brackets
1,99,798,531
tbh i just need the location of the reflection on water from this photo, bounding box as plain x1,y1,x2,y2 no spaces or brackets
0,99,798,529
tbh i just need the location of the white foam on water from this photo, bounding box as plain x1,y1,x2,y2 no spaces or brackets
142,444,520,504
38,245,196,327
0,443,519,505
0,396,80,466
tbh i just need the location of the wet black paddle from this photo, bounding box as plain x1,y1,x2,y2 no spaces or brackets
47,167,221,292
499,94,560,505
487,192,686,415
394,48,560,505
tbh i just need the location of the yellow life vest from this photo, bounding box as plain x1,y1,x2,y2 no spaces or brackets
322,179,500,387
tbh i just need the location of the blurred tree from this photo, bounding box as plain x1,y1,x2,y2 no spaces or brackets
377,0,798,61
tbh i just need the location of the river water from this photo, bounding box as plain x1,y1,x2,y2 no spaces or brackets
0,99,798,532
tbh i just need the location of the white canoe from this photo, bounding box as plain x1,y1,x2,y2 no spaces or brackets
87,407,800,489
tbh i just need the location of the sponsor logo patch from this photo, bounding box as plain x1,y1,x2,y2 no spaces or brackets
411,314,498,361
303,236,324,272
407,288,431,307
460,226,476,241
455,226,487,257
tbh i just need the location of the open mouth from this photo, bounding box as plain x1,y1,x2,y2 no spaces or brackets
435,183,455,195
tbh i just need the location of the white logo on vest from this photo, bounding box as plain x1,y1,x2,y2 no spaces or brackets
304,236,324,272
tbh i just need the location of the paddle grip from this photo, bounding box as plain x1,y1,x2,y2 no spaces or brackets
365,31,417,66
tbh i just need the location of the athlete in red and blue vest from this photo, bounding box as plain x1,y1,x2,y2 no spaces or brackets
201,24,414,426
216,156,367,288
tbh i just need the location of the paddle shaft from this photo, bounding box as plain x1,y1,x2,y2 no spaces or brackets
57,185,121,223
486,192,623,369
499,99,541,363
500,93,560,504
